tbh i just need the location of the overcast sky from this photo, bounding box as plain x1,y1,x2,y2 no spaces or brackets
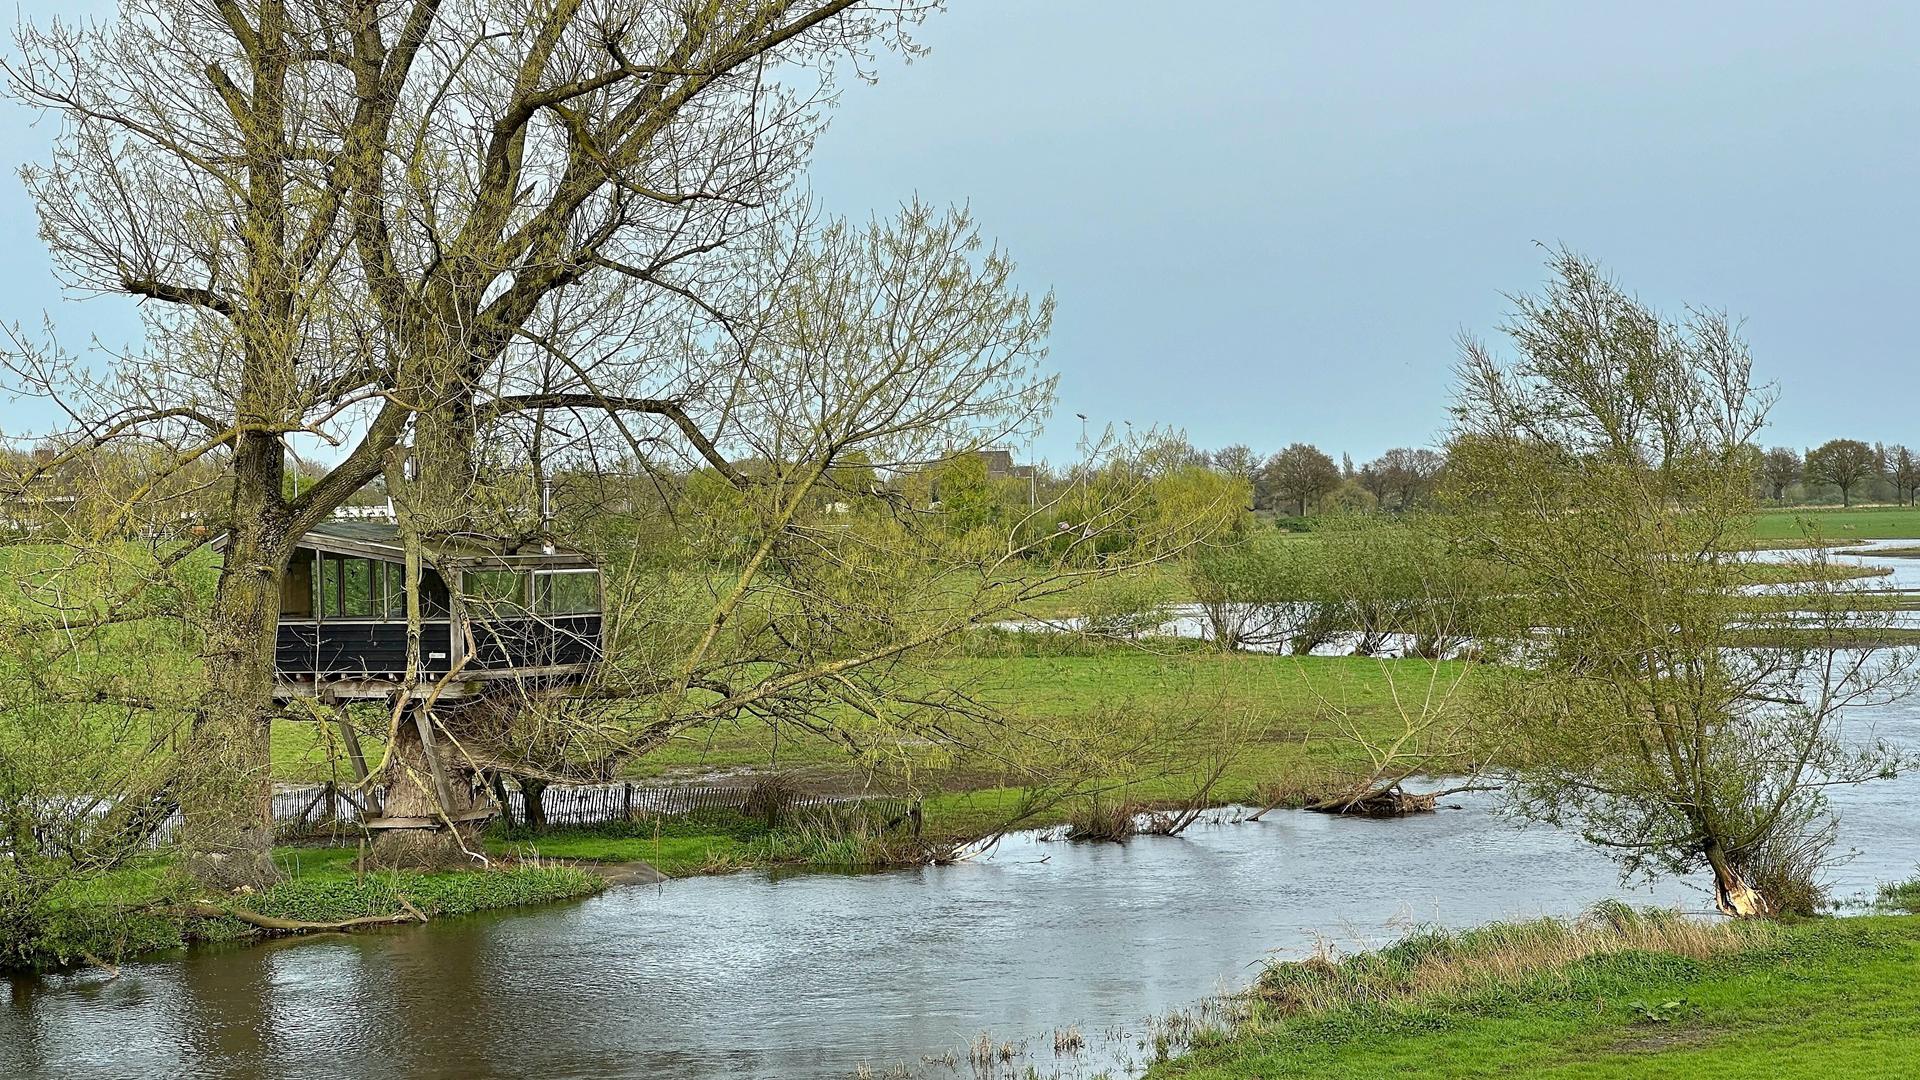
4,2,1916,466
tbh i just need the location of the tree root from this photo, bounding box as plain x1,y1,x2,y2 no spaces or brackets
178,902,427,934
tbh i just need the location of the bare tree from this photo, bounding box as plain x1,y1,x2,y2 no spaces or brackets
1209,443,1260,506
1760,446,1802,503
1360,447,1445,512
1890,445,1919,507
1262,443,1340,516
0,0,950,887
1804,439,1881,507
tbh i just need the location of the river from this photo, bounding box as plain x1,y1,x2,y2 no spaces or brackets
9,701,1920,1080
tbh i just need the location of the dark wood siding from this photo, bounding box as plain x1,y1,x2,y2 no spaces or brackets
276,621,454,678
467,615,604,670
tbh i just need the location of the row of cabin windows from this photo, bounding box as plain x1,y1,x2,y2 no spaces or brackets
463,568,600,615
280,552,599,620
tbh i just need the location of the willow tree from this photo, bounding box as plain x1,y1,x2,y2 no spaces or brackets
375,206,1241,865
2,0,941,888
1448,251,1911,917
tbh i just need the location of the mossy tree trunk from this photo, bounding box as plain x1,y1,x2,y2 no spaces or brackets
366,704,493,871
178,443,290,892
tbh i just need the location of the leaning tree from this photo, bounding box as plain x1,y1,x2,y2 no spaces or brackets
1449,250,1912,917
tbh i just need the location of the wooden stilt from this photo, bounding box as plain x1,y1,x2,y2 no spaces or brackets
334,704,382,816
412,704,459,818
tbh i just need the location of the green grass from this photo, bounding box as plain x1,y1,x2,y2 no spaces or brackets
1153,913,1920,1080
1873,878,1920,914
1748,504,1920,542
12,843,602,971
479,649,1460,869
484,811,783,876
242,859,599,923
628,650,1453,786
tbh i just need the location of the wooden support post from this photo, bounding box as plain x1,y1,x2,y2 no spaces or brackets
335,704,382,817
336,710,372,784
411,704,459,820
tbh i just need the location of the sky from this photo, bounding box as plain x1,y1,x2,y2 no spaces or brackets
3,1,1916,467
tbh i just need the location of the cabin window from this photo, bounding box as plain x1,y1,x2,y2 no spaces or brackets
281,553,315,617
319,552,388,619
534,569,600,615
298,548,451,620
340,557,377,617
377,562,451,618
462,569,527,615
320,554,342,616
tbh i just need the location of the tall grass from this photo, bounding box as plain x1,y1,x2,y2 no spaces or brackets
1253,902,1768,1017
1874,876,1920,914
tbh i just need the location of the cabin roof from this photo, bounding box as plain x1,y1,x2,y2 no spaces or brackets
300,521,596,569
216,520,598,570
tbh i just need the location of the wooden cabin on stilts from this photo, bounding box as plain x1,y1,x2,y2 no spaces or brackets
238,520,605,863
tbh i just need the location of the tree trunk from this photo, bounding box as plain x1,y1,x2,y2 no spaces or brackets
366,703,493,870
490,772,516,830
178,512,289,891
1703,837,1771,918
412,395,481,534
519,777,550,833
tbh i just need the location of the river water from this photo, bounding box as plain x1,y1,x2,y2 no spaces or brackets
10,708,1920,1080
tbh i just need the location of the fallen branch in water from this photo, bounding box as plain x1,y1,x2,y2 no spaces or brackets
1307,779,1495,817
177,902,427,933
78,950,121,980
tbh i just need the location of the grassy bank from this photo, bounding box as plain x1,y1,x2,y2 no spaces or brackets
15,847,601,971
1152,909,1920,1080
479,648,1466,869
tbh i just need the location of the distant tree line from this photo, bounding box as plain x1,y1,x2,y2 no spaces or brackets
1192,433,1920,517
1201,442,1444,517
1758,439,1920,507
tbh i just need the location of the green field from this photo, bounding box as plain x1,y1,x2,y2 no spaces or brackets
417,647,1471,867
1747,504,1920,542
1155,912,1920,1080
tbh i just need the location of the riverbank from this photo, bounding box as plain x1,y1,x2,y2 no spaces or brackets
1152,905,1920,1080
13,849,603,971
13,646,1446,972
478,646,1478,872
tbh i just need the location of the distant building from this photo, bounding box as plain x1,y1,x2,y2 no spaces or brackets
977,448,1036,482
331,501,398,523
0,475,78,537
